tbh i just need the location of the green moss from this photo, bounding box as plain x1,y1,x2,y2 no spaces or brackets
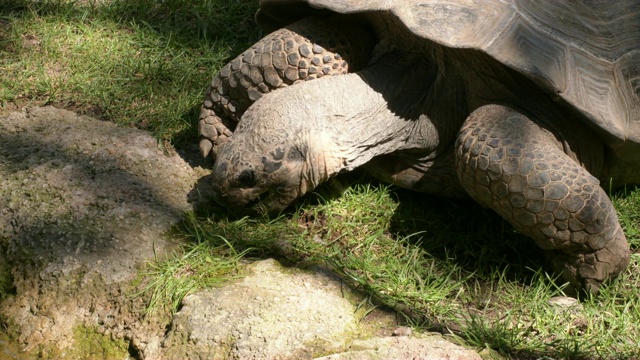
71,325,129,360
0,324,130,360
0,264,14,300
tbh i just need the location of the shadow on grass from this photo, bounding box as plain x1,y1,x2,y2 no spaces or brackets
0,0,259,145
389,188,546,283
0,0,259,47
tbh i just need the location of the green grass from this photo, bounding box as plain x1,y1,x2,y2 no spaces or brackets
136,213,251,316
2,1,640,359
147,180,640,359
0,0,259,142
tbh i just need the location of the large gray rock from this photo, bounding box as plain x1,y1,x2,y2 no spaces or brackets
161,259,481,360
161,259,358,359
0,107,199,353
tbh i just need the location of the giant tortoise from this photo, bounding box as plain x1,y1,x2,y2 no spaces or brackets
198,0,640,293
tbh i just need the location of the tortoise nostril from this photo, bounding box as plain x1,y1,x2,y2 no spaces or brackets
237,169,257,188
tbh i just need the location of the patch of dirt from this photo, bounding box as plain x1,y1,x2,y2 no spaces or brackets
297,210,329,231
20,33,40,49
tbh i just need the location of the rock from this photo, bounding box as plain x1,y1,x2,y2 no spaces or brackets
0,107,199,354
317,336,482,360
548,296,583,311
161,259,358,359
160,258,481,360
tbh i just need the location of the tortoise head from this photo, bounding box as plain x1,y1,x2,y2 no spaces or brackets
211,116,343,215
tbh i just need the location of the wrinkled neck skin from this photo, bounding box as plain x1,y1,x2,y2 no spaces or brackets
211,53,462,214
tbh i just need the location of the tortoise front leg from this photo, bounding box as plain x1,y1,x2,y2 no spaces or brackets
199,16,374,159
455,104,630,293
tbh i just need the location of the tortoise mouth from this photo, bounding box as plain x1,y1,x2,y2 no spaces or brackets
213,182,296,216
247,184,298,216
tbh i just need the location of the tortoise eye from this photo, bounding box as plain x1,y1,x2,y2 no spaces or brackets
236,169,256,188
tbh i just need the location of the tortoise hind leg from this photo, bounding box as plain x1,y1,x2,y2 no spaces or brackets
455,104,630,293
199,16,374,159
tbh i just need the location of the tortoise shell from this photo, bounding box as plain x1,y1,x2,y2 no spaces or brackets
258,0,640,158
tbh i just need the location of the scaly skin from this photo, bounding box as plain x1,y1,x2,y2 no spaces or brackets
205,13,635,293
455,105,630,293
198,17,374,159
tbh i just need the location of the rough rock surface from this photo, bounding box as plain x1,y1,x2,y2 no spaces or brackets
316,336,483,360
0,106,199,354
161,259,358,359
0,107,481,359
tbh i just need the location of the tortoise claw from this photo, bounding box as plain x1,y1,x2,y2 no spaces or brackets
198,109,234,159
199,138,213,158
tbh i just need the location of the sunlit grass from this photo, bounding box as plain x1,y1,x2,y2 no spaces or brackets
136,214,251,316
